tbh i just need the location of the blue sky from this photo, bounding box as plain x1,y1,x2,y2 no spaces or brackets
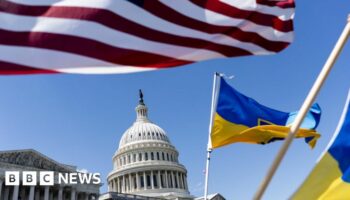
1,1,350,199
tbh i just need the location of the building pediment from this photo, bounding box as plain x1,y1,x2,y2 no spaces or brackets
0,149,75,172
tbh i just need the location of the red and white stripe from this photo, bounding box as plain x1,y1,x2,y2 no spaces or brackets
0,0,295,74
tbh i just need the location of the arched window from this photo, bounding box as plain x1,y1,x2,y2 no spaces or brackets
151,152,154,160
162,152,165,160
145,152,148,161
167,153,169,161
133,154,136,162
157,152,160,160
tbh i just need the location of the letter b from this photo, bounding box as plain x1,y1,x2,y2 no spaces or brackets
23,171,37,186
5,171,19,186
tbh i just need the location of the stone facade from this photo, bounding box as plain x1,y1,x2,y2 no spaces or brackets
0,149,100,200
103,92,193,200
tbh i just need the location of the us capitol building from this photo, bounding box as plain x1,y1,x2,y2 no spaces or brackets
0,91,225,200
100,91,194,200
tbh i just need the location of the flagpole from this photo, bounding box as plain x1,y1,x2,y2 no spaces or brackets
253,15,350,200
204,72,221,200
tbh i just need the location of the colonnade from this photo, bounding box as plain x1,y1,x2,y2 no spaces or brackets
109,170,187,193
0,179,98,200
116,150,178,168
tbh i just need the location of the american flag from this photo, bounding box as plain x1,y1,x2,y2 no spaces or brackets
0,0,295,75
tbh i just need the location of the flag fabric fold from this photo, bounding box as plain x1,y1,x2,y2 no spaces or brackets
210,77,321,149
0,0,295,74
292,90,350,200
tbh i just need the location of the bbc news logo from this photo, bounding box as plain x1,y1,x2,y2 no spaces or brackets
5,171,101,186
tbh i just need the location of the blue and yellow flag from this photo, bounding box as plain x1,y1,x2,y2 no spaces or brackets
210,77,321,149
292,91,350,200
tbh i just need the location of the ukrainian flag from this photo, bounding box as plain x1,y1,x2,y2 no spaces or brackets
292,91,350,200
210,77,321,149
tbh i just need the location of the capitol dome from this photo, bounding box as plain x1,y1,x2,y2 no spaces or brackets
107,91,192,200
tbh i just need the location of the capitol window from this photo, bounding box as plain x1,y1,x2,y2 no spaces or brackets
140,175,144,188
146,175,151,187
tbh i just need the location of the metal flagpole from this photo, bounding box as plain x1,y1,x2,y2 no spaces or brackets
204,72,221,200
253,15,350,200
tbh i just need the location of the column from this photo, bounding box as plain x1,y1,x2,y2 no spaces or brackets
115,178,118,192
44,186,49,200
128,174,132,192
143,172,146,190
108,181,111,192
164,171,168,188
150,171,154,189
113,179,117,192
171,171,175,188
28,186,35,200
117,177,120,193
183,175,188,190
130,174,134,192
176,172,180,188
58,187,63,200
3,187,9,200
122,176,125,193
179,173,183,189
157,171,162,189
0,179,3,200
110,180,113,192
136,173,140,191
12,185,19,200
71,188,76,200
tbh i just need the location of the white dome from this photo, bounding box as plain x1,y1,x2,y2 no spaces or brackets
107,91,192,199
119,121,170,148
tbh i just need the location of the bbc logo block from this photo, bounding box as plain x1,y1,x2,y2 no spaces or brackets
5,171,101,186
5,171,19,186
39,171,54,185
5,171,54,186
22,171,37,185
